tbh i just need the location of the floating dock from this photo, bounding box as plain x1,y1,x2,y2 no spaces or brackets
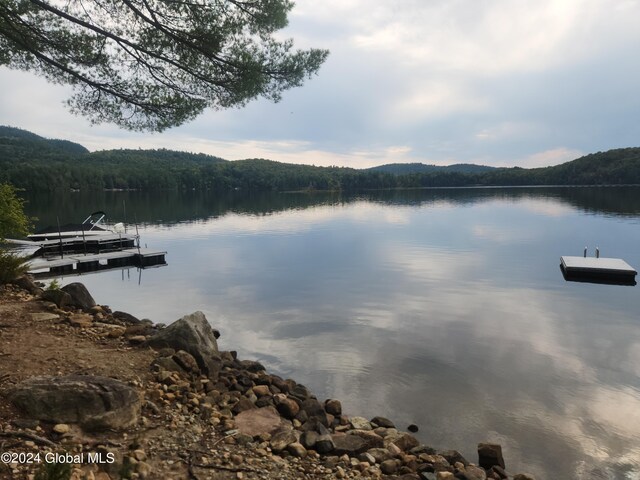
8,233,138,256
26,248,167,277
560,256,637,285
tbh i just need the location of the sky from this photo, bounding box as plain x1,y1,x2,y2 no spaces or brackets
1,0,640,169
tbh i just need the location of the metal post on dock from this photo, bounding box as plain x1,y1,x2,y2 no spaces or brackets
134,214,141,256
57,216,64,259
81,223,87,255
123,200,127,234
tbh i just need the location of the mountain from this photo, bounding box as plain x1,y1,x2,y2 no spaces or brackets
366,163,496,175
1,126,639,191
0,125,89,155
478,148,640,186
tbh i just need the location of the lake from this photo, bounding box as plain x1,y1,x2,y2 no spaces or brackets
23,187,640,480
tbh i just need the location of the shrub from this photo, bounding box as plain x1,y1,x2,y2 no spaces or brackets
0,183,32,241
0,249,29,284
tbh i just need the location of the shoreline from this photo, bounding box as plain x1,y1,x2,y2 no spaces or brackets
0,278,536,480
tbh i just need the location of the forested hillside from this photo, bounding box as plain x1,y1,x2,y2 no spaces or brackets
366,163,496,175
1,126,639,192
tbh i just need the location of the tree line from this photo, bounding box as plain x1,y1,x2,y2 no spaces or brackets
1,127,640,192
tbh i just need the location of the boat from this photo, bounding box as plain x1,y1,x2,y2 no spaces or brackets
26,211,124,241
5,211,167,279
6,211,137,256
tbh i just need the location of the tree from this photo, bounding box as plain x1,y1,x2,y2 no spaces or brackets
0,183,32,241
0,1,328,131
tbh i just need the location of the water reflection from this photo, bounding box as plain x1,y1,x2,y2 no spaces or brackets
25,187,640,480
23,186,640,229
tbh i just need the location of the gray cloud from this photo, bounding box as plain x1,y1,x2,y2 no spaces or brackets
1,0,640,167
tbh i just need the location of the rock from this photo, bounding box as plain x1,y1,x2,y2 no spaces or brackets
172,350,199,373
411,445,437,456
325,399,342,416
436,473,455,480
300,430,319,449
238,359,265,372
132,450,147,461
152,356,184,373
380,459,399,474
41,289,72,309
112,310,140,324
439,450,468,467
331,433,370,456
10,375,140,430
232,397,257,415
367,447,393,464
349,416,372,430
275,397,300,419
269,429,298,452
290,383,311,401
12,275,40,294
408,424,419,433
388,442,402,456
477,443,505,470
30,312,60,322
371,416,395,428
128,335,147,345
53,423,70,434
61,282,96,311
146,311,222,380
253,385,271,397
315,434,335,454
105,326,126,338
459,465,487,480
288,442,307,458
136,461,152,479
235,407,287,438
69,313,93,328
348,430,384,450
385,432,420,452
358,452,376,465
301,398,325,418
489,466,508,479
125,324,153,337
513,475,536,480
420,473,437,480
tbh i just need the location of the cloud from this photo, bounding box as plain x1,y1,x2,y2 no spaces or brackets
2,0,640,168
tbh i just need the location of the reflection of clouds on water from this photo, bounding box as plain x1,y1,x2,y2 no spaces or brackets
219,248,640,479
473,197,575,218
66,191,640,480
141,201,413,239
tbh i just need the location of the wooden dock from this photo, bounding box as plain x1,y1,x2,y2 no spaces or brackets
560,256,637,285
26,248,167,276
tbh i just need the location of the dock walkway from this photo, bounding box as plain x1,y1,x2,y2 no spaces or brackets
27,248,167,276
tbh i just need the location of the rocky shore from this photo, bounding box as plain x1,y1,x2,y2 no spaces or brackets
0,278,537,480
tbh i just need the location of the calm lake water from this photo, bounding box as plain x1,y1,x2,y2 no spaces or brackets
23,187,640,480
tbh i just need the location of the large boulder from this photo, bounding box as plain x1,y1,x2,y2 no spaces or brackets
477,443,505,470
331,433,371,456
41,289,72,309
9,375,140,430
12,275,41,295
61,282,96,311
235,406,288,438
112,311,141,325
384,432,420,451
145,311,221,380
